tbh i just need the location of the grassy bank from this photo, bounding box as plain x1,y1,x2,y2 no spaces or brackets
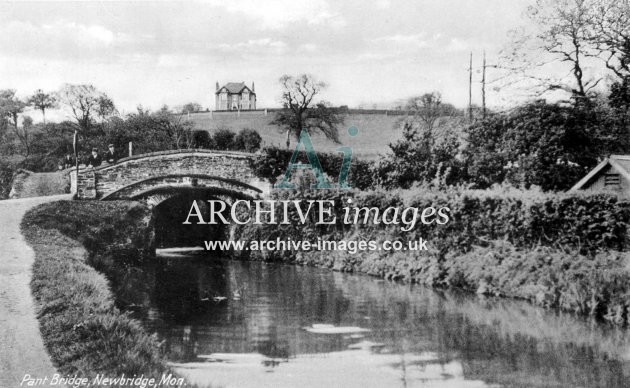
188,112,404,159
9,169,70,199
21,200,188,385
234,189,630,326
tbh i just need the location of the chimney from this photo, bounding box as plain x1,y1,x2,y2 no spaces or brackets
252,82,255,92
215,81,219,91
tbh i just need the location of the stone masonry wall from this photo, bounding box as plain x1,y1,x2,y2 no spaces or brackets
75,150,263,199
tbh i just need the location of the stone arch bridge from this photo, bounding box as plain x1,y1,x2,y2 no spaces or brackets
71,150,268,206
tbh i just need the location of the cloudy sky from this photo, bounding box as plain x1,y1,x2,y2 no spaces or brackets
0,0,534,118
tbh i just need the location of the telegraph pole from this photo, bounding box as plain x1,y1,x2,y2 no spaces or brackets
482,50,487,119
468,52,473,121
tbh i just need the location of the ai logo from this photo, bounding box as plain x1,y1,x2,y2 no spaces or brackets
274,126,359,189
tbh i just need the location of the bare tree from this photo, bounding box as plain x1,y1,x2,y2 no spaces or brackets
56,84,116,133
27,89,57,124
272,74,344,147
590,0,630,79
499,0,600,99
406,92,447,132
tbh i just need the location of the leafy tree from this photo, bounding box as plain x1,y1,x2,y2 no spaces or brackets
96,95,117,120
0,89,26,129
272,74,344,147
609,76,630,111
27,89,57,123
462,101,609,191
375,121,463,189
462,115,509,188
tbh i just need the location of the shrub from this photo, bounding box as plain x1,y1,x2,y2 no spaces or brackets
233,128,262,152
213,128,236,150
192,130,213,149
252,146,375,189
0,160,15,199
17,154,62,172
445,241,630,325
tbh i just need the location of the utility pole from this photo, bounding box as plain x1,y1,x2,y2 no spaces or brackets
468,52,473,121
482,50,487,119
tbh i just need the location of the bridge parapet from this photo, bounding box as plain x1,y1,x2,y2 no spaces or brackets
72,149,268,201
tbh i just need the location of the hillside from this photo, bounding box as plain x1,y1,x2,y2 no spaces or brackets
186,111,405,159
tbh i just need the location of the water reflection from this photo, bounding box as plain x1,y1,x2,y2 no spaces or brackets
114,253,630,388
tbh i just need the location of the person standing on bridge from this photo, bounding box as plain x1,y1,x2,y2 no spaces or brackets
87,148,102,168
104,143,118,164
62,153,75,169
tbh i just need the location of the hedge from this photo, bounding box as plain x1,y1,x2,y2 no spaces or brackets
233,189,630,325
235,189,630,256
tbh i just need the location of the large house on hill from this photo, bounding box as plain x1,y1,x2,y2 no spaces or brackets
215,81,257,111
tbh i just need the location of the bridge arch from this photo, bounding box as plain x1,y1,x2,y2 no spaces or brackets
72,149,268,202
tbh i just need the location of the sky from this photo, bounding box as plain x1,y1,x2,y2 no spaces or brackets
0,0,535,120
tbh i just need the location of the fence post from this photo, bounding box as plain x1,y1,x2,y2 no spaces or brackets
128,142,133,157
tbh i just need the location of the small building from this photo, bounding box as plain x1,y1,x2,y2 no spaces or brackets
569,155,630,197
215,81,256,111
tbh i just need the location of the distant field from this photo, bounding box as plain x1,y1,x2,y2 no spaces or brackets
186,112,404,159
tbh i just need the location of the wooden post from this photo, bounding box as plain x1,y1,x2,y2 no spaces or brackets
128,141,133,157
73,129,79,191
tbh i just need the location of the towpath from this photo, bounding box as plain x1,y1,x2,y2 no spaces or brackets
0,195,73,388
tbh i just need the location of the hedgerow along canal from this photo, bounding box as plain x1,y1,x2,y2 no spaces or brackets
112,252,630,388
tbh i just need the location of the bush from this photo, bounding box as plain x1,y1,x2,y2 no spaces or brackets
213,128,236,150
17,154,63,172
192,130,213,149
0,159,15,199
252,146,375,189
234,128,262,152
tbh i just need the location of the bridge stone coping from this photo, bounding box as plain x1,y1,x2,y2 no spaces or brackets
70,149,270,201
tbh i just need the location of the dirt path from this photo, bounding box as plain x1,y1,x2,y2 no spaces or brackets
0,195,73,388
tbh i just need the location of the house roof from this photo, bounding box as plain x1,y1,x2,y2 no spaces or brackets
216,82,254,95
569,155,630,191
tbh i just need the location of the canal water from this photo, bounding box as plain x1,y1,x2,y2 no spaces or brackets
113,252,630,388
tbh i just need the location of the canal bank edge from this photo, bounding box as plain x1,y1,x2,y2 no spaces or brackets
233,190,630,326
0,195,73,388
19,200,191,387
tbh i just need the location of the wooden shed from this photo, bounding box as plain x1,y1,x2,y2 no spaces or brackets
569,155,630,197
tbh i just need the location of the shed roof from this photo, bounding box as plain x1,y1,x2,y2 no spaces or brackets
569,155,630,191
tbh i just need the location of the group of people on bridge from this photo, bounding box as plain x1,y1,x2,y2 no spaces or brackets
62,144,120,169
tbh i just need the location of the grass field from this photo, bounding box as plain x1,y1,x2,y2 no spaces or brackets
188,112,404,159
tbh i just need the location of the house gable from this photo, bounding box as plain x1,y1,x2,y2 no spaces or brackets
215,82,256,96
